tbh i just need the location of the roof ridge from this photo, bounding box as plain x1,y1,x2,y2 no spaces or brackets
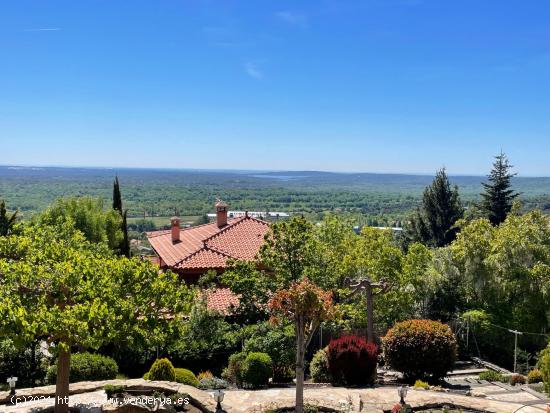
201,216,247,244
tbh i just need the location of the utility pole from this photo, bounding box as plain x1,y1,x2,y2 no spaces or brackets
508,329,523,373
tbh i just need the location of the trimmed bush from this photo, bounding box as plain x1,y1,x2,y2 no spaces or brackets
527,369,543,384
479,370,504,382
174,368,199,387
222,352,247,387
310,348,332,383
241,352,273,389
146,358,176,382
198,377,229,390
509,373,526,386
383,319,457,383
46,352,118,384
327,335,378,386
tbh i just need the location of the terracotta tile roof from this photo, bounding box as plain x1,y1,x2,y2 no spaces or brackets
205,287,240,315
146,216,269,271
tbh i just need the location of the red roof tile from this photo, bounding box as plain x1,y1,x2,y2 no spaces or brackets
205,287,240,315
146,216,269,271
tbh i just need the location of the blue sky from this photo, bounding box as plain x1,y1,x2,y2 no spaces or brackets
1,0,549,175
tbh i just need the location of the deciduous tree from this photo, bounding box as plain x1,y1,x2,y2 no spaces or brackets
0,223,190,413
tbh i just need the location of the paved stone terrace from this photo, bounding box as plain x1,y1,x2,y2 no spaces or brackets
1,380,549,413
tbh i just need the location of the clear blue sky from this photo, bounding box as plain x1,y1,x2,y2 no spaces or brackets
1,0,549,175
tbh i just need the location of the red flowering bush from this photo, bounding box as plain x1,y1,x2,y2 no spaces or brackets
383,319,457,383
327,335,378,385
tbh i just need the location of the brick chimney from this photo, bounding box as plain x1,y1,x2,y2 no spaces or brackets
171,216,181,243
215,199,228,228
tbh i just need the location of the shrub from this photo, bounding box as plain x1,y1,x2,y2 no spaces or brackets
479,370,504,382
413,379,430,390
310,348,332,383
327,335,378,386
197,370,213,381
241,352,273,389
104,384,125,398
243,322,295,382
222,352,247,387
509,373,526,386
174,368,199,387
383,319,457,383
146,358,176,382
527,369,543,384
46,352,118,384
198,377,229,390
538,343,550,393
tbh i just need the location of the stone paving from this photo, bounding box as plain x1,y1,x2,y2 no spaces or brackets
1,380,548,413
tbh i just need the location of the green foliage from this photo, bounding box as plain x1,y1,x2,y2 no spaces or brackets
243,322,295,382
146,358,176,382
538,343,550,393
413,380,430,390
480,152,519,226
405,168,464,247
167,298,239,374
38,196,123,250
174,368,199,387
309,349,331,383
198,377,229,390
479,370,504,382
527,369,543,384
383,319,457,382
222,352,247,387
46,353,118,384
0,200,18,236
241,352,273,389
104,384,125,398
0,339,47,387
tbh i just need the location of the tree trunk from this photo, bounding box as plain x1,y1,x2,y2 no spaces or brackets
366,283,374,344
55,346,71,413
295,317,305,413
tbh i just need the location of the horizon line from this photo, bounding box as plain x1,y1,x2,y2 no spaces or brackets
1,163,549,178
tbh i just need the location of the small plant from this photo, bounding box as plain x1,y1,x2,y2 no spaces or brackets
479,370,504,382
241,352,273,389
310,348,332,383
528,369,543,384
413,379,430,390
198,376,229,390
510,373,526,386
104,384,125,399
391,404,402,413
174,368,199,387
146,358,176,382
197,370,213,381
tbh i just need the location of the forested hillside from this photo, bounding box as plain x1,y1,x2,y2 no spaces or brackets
1,166,549,223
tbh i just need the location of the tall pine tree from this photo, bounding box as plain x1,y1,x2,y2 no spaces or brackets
112,176,130,257
480,152,519,226
406,168,464,247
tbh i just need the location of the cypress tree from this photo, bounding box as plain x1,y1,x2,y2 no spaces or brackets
113,176,122,213
480,152,519,225
112,176,130,257
406,168,464,247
